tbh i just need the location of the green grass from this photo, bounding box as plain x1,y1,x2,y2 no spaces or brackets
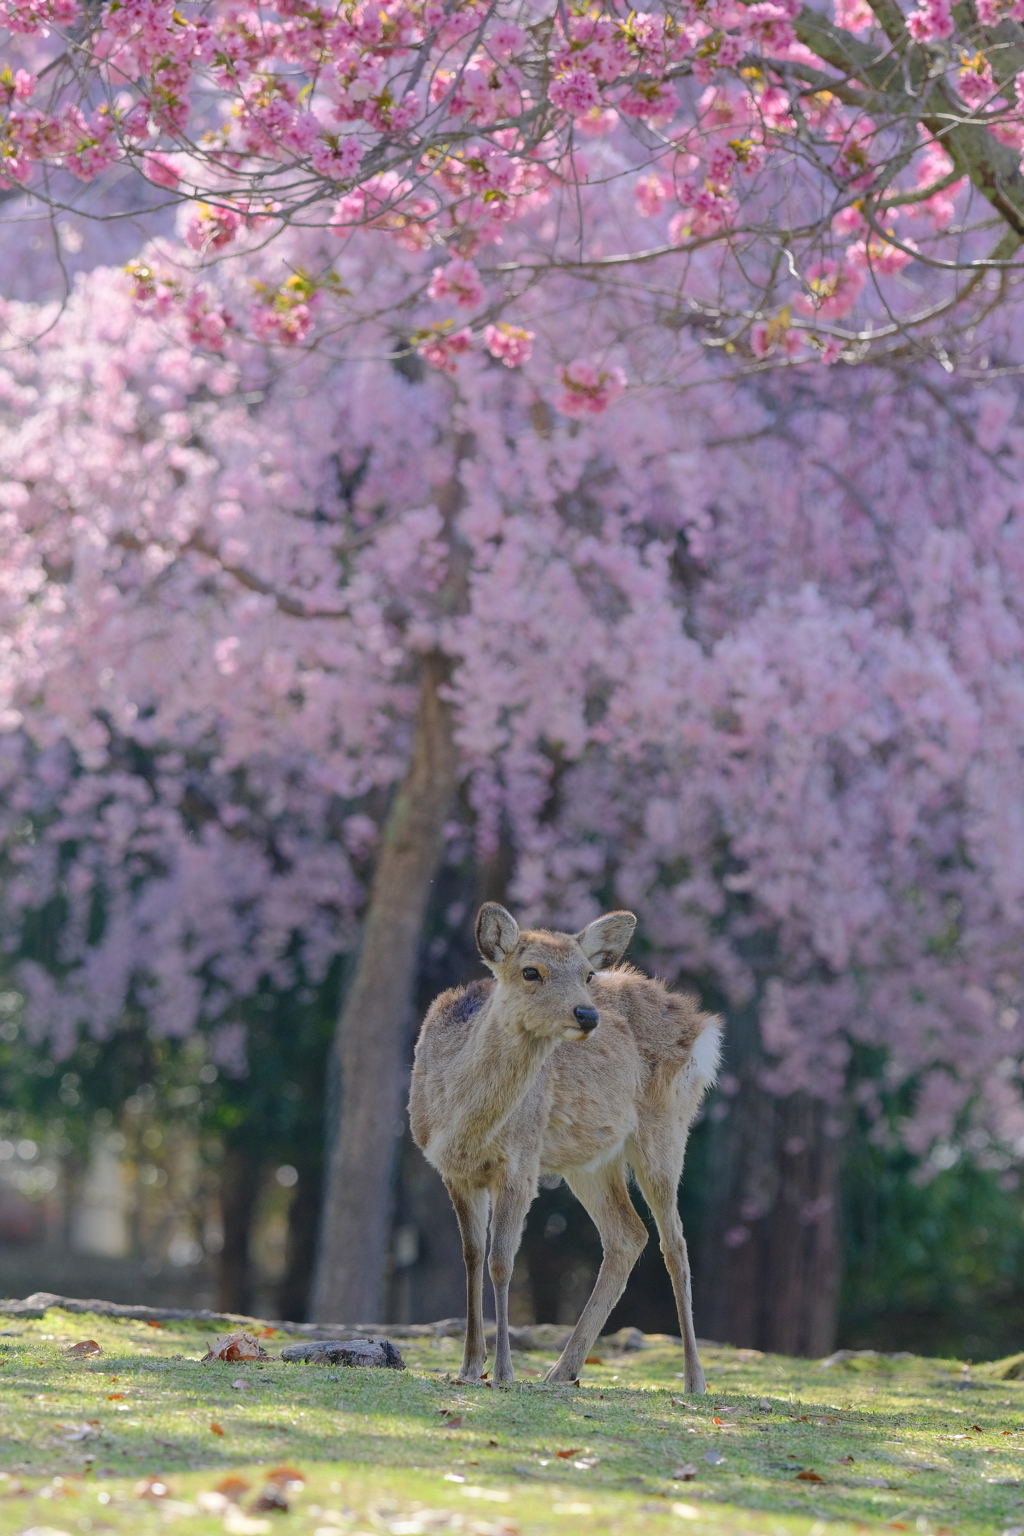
0,1309,1022,1535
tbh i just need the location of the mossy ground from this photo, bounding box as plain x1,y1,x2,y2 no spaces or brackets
0,1309,1021,1536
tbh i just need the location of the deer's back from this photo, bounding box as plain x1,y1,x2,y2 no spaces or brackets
592,965,712,1068
408,977,496,1150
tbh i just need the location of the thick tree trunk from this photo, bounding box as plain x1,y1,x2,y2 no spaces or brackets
694,999,843,1357
309,650,459,1323
217,1144,263,1315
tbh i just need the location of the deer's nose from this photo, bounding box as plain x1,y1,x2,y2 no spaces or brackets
574,1006,599,1033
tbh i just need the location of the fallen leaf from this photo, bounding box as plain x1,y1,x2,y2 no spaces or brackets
713,1417,725,1425
489,1438,499,1447
66,1340,101,1357
713,1406,738,1414
555,1448,582,1459
146,1320,166,1329
210,1421,225,1436
797,1470,824,1483
266,1465,304,1490
972,1425,984,1432
840,1455,855,1465
585,1356,603,1365
214,1475,250,1501
203,1330,270,1364
887,1524,909,1531
442,1416,464,1429
134,1475,170,1500
107,1393,124,1401
672,1465,697,1481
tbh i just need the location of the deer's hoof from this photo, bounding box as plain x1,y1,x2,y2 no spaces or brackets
542,1362,575,1384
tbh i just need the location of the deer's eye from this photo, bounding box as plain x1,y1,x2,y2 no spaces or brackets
586,971,596,984
522,966,541,982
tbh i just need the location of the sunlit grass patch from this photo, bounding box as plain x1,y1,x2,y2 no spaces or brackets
0,1307,1021,1533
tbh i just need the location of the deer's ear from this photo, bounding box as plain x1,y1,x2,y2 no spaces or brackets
576,911,636,970
476,903,520,968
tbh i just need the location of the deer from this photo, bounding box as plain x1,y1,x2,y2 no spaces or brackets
408,902,722,1392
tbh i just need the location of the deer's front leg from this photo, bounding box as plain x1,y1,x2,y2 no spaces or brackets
447,1182,490,1381
488,1181,534,1385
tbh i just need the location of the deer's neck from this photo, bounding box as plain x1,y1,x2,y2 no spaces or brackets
451,1002,555,1151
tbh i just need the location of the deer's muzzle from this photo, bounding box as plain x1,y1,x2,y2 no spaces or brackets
573,1006,599,1034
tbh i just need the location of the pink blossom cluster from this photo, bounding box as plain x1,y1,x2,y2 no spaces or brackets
906,0,954,39
555,358,627,417
2,0,1018,363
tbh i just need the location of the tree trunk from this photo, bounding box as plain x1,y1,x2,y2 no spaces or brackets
694,998,843,1357
309,650,459,1323
217,1143,263,1315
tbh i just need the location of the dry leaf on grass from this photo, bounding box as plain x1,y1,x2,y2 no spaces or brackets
796,1469,824,1482
65,1339,101,1357
266,1465,304,1490
585,1356,603,1365
202,1330,270,1364
209,1421,225,1436
554,1448,582,1459
214,1475,250,1501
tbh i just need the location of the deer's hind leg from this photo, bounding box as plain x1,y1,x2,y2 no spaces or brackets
629,1133,705,1394
544,1160,648,1384
447,1182,490,1381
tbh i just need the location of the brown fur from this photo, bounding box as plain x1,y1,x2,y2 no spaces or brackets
408,903,722,1390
